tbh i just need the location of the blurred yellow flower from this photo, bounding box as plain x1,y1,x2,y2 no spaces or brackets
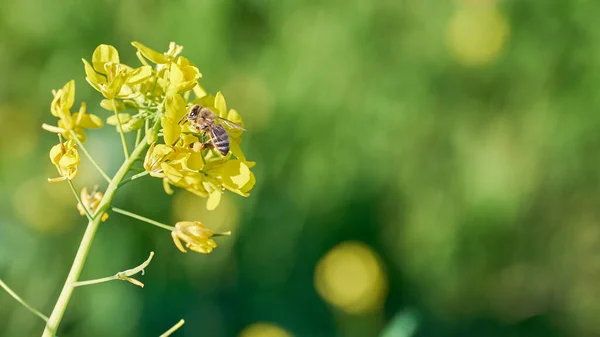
447,4,509,66
76,187,109,222
171,221,230,254
82,44,152,99
48,137,80,183
314,241,388,314
239,323,293,337
42,80,103,142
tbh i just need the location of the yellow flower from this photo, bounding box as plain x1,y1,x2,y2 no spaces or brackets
48,137,80,183
82,44,152,99
143,143,176,177
161,162,209,197
76,187,109,222
165,57,201,96
42,80,103,142
171,221,230,254
206,159,256,197
131,41,201,97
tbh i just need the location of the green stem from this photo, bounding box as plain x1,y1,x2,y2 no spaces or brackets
135,127,143,148
0,279,49,322
112,98,130,159
111,207,175,231
71,275,115,287
118,171,150,188
69,131,111,183
41,140,149,337
67,179,93,221
160,319,185,337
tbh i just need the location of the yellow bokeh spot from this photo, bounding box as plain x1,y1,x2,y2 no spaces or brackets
447,4,509,66
314,241,388,314
222,74,274,132
239,323,293,337
13,176,73,232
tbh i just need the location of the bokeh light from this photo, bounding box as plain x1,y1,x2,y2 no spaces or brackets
315,241,388,315
447,2,509,66
239,322,293,337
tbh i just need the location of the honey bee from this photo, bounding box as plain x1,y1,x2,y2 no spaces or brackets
182,104,245,156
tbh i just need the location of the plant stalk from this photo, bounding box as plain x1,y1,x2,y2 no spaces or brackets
41,140,149,337
112,98,130,159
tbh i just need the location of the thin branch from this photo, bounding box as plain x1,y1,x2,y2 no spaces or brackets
67,179,93,221
112,98,130,159
135,126,143,148
69,130,111,183
159,319,185,337
118,170,150,188
111,207,175,231
72,252,154,288
0,279,49,322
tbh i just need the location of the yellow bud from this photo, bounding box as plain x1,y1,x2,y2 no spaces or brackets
100,99,126,112
121,118,144,133
146,129,158,144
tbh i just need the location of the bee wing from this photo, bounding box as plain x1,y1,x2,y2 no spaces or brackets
217,117,246,131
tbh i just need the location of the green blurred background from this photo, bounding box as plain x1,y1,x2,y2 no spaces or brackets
1,0,599,336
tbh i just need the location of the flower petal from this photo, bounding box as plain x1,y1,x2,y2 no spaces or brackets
206,189,222,210
131,41,168,64
214,91,227,117
60,80,76,112
92,44,120,74
74,113,104,129
82,59,107,85
161,116,180,146
127,65,153,85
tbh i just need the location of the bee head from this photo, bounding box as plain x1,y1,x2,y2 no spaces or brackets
188,105,201,121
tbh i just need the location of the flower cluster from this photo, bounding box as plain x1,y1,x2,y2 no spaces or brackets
127,42,256,210
42,41,257,255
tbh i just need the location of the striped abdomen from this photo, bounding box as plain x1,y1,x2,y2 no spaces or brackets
210,124,230,156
